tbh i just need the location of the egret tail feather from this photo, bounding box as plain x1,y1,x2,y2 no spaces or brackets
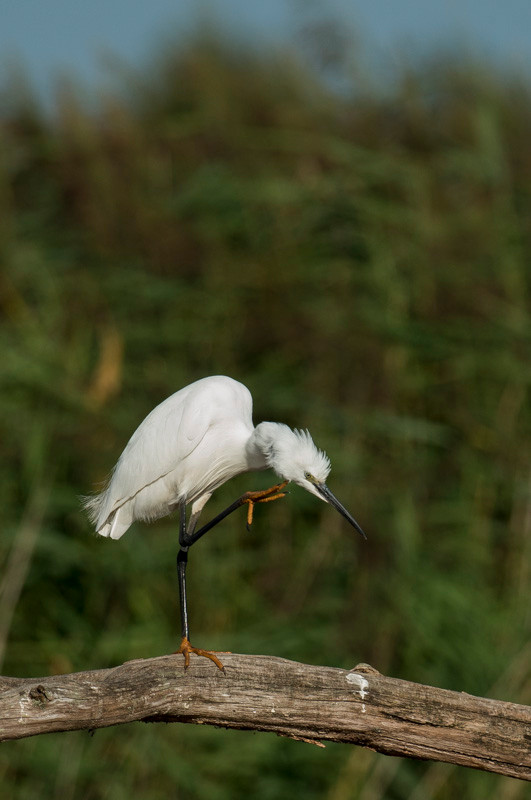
82,493,132,539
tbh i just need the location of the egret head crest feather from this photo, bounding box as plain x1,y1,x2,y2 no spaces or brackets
253,422,331,491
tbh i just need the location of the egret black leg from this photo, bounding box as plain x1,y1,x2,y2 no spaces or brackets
176,548,189,640
174,485,287,671
177,502,190,642
175,501,224,671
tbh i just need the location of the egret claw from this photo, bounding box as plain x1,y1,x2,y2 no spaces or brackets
243,481,289,529
175,637,226,672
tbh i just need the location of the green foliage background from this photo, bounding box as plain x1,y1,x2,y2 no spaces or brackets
1,39,530,799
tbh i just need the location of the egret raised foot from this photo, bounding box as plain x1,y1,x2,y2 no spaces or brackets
84,376,366,672
242,480,289,528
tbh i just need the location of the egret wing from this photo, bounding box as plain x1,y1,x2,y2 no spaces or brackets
98,387,213,522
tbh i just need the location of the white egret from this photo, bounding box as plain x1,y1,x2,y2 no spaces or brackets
84,375,365,670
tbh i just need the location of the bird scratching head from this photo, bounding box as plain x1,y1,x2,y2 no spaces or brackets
253,421,366,539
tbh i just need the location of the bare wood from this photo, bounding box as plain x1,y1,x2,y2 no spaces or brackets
1,654,530,780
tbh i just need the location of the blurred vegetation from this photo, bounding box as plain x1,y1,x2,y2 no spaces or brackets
0,36,530,800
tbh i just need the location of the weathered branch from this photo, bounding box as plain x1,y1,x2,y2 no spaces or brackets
1,654,529,780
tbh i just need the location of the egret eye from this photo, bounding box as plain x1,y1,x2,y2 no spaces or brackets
304,471,314,482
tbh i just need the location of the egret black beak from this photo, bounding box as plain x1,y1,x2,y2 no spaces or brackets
316,483,366,540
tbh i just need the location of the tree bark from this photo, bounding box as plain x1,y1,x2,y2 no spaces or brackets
1,654,529,780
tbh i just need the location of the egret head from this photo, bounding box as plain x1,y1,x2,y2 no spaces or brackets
254,422,366,539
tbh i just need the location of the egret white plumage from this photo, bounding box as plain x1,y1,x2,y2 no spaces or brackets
84,375,365,670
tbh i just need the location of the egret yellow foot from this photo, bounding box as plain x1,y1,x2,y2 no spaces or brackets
176,637,226,671
243,481,289,528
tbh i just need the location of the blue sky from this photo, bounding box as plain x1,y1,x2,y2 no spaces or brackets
3,1,531,104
